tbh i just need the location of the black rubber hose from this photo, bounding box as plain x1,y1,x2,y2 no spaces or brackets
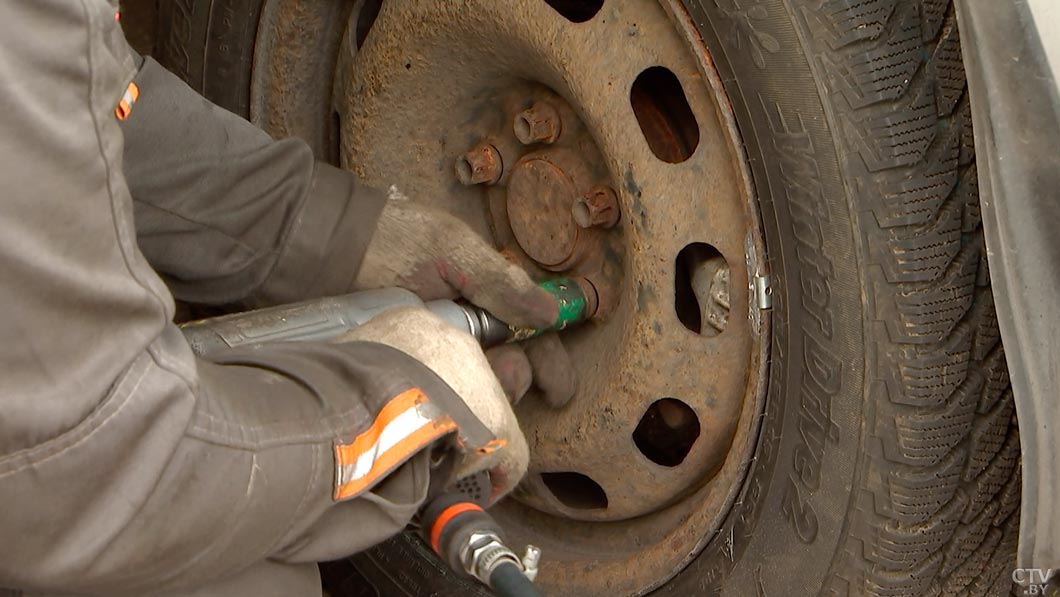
488,562,542,597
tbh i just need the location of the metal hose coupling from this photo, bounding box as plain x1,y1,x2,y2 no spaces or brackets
521,545,541,582
458,533,541,585
420,473,542,594
465,532,515,580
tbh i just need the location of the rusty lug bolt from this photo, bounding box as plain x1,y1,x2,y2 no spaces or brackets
572,186,620,229
513,102,562,145
455,142,503,185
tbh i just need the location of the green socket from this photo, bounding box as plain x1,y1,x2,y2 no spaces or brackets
506,277,595,342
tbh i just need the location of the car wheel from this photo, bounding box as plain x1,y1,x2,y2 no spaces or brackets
152,0,1020,594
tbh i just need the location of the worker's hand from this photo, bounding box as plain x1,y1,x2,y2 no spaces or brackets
355,192,577,407
336,307,529,500
484,333,576,408
356,193,555,328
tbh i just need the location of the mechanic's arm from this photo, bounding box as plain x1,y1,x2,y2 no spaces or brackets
119,49,576,403
0,1,520,593
119,53,377,307
119,52,560,330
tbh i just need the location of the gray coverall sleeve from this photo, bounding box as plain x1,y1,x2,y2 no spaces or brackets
119,56,387,307
0,1,455,593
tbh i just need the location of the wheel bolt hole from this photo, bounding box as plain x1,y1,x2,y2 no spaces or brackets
675,242,729,336
541,472,608,510
633,398,700,467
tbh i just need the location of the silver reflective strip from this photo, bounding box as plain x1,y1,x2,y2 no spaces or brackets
336,404,435,488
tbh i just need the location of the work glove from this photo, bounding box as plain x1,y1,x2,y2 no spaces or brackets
354,191,577,408
336,307,528,500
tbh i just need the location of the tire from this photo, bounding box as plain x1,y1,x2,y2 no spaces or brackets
155,0,264,119
152,0,1019,594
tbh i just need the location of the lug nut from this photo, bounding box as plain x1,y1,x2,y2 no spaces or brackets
513,102,562,145
572,185,620,229
455,142,503,185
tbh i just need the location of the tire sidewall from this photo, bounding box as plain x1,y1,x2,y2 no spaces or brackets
660,0,868,593
155,0,263,117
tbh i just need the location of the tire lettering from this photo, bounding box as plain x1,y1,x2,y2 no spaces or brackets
160,0,194,78
781,477,818,543
762,97,844,544
714,0,780,70
792,442,819,491
764,99,836,340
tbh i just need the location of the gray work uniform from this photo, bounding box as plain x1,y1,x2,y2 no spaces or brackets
0,1,467,594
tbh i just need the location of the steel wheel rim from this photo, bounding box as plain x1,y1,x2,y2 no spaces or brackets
250,1,771,594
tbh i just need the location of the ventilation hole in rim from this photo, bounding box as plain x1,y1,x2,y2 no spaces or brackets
631,66,700,163
355,0,383,49
541,472,608,509
675,242,728,336
633,398,700,467
542,0,604,23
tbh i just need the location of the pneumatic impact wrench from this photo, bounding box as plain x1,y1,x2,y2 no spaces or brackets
180,277,598,596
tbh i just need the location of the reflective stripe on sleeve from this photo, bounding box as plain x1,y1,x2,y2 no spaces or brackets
334,387,457,501
115,81,139,121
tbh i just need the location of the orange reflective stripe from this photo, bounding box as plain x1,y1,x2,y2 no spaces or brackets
335,388,425,464
115,82,139,121
430,502,483,554
476,438,507,455
334,419,456,500
333,388,457,500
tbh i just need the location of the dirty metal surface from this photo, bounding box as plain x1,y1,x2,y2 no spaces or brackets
464,86,624,317
249,0,770,594
507,156,582,266
250,0,355,162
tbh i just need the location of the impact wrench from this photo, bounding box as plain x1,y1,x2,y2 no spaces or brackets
180,277,597,354
180,277,598,597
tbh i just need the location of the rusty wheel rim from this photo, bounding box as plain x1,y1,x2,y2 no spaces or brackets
252,1,770,594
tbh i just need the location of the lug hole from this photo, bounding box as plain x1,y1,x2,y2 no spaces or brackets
631,66,700,163
541,472,608,510
633,398,700,467
675,242,729,336
542,0,604,23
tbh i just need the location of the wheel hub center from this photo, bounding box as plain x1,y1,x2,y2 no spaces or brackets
506,156,580,267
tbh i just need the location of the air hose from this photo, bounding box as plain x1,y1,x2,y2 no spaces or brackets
419,471,543,597
488,562,542,597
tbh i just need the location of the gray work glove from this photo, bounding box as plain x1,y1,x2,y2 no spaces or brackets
336,307,528,501
355,193,577,408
